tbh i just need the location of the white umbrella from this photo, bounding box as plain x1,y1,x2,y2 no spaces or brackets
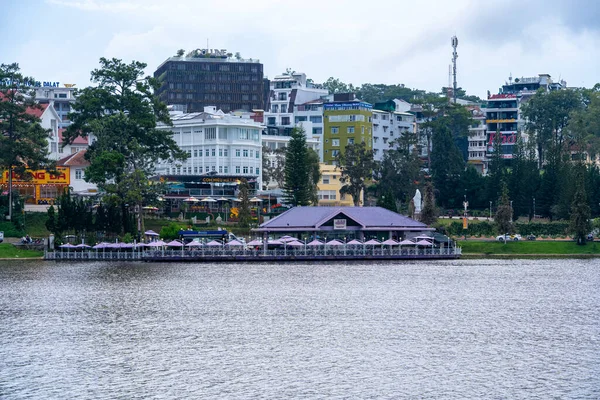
216,197,229,201
279,235,297,243
231,198,241,202
268,239,283,245
144,230,159,236
414,235,434,240
183,196,199,202
415,240,434,246
250,197,262,203
200,197,217,203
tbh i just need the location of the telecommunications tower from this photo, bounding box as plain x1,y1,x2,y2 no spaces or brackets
451,36,458,103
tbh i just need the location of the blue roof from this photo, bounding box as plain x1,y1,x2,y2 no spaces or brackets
256,207,432,232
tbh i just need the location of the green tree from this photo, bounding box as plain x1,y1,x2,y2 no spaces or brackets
321,77,353,94
176,49,185,57
0,63,53,222
306,148,321,205
430,122,464,209
64,57,186,235
420,182,437,225
377,189,397,212
569,165,591,245
237,179,252,228
283,128,311,206
522,88,584,167
487,129,506,203
495,182,513,235
45,205,58,235
336,142,376,206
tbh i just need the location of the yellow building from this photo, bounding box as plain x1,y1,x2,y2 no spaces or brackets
317,163,361,206
323,95,373,165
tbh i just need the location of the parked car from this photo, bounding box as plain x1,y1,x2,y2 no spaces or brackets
527,234,537,241
496,234,522,241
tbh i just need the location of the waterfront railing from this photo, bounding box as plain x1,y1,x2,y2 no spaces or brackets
45,246,461,261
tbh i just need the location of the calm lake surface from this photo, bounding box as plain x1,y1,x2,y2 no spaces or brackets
0,259,599,399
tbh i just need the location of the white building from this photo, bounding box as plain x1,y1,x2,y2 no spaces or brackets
155,106,264,187
372,109,417,161
56,150,97,195
33,85,77,128
467,106,488,174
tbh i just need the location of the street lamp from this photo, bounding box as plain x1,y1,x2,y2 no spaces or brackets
489,201,492,220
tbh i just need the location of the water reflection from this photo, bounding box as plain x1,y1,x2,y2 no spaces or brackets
0,259,599,398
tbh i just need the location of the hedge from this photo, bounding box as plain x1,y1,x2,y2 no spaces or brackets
439,220,570,237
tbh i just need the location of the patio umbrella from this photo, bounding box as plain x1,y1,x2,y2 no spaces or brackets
183,196,200,202
93,242,109,249
185,241,203,247
414,235,434,240
206,240,222,246
247,239,263,246
347,239,363,245
250,197,262,203
279,235,297,243
400,239,416,245
231,198,241,202
268,239,284,245
75,244,91,249
59,243,77,249
225,239,244,246
415,240,434,246
307,240,324,246
118,243,134,249
326,239,344,246
142,206,159,211
364,239,381,245
216,197,229,201
166,240,184,247
200,197,217,203
382,239,398,246
144,230,159,236
286,240,304,247
147,240,167,247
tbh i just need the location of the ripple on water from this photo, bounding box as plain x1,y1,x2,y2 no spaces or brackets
0,259,599,399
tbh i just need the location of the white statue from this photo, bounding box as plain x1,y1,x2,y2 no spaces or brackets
413,189,422,213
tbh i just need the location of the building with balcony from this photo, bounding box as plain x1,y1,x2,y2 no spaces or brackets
467,106,488,174
154,106,264,192
33,85,77,128
372,108,416,162
323,94,373,165
154,49,265,113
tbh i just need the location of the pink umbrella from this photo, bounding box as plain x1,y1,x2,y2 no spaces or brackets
364,239,380,245
279,235,297,243
75,243,91,249
268,239,283,245
347,239,363,245
206,240,222,246
286,240,304,247
326,239,344,246
247,239,262,246
59,243,77,249
225,240,244,246
185,241,203,247
382,239,398,246
147,240,167,247
400,239,416,245
307,240,323,246
166,240,183,247
144,230,160,236
415,240,434,246
93,242,109,249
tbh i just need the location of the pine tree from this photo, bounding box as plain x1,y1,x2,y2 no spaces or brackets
337,142,375,206
283,128,311,206
569,166,591,245
495,182,513,235
238,179,252,228
420,182,437,225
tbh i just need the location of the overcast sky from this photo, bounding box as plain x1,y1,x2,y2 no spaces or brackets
2,0,599,98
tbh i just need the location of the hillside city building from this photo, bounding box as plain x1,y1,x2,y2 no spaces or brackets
154,49,265,113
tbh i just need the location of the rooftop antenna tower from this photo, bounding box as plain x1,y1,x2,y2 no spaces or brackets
451,36,458,104
447,64,453,102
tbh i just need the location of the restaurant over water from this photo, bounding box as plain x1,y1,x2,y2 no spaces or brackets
253,206,434,242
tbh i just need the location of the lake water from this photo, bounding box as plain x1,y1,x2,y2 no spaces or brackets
0,259,599,399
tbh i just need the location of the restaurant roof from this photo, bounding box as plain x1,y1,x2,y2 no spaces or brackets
255,207,433,232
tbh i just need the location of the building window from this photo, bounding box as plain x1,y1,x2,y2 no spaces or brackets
243,166,248,174
194,149,198,157
348,138,354,144
313,127,322,135
295,116,307,123
256,167,260,175
236,149,241,157
361,126,365,134
271,105,278,113
205,128,216,140
224,149,229,157
58,146,64,154
236,166,240,174
219,166,223,173
309,116,322,123
256,150,260,159
205,149,210,156
75,169,83,180
267,117,276,125
211,166,216,172
281,117,290,125
243,149,249,157
331,127,339,134
250,150,254,158
322,175,330,184
281,104,287,114
219,148,223,157
224,166,228,173
332,139,340,147
194,167,198,173
347,126,355,134
331,150,340,157
212,148,216,157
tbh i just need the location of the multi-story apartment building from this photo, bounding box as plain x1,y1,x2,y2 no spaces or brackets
372,109,416,161
484,74,566,165
323,94,373,165
33,85,77,128
155,106,264,189
467,106,488,174
154,49,265,113
294,99,326,160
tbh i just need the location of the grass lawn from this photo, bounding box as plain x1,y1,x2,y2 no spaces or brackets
459,240,600,255
0,243,44,259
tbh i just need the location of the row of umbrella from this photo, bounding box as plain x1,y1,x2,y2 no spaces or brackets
247,235,435,247
181,196,264,203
